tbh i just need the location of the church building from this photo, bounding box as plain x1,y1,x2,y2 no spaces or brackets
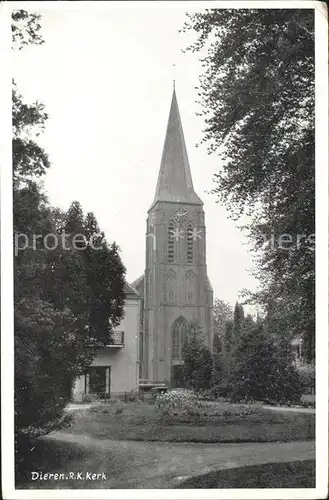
72,87,213,401
132,87,213,388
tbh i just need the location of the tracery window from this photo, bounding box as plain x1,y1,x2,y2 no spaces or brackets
172,317,188,360
186,270,196,303
166,268,176,302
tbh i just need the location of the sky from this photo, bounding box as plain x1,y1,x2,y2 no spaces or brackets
12,2,259,308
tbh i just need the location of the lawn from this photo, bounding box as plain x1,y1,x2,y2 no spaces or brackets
67,401,315,443
16,402,315,489
177,460,315,488
16,436,315,489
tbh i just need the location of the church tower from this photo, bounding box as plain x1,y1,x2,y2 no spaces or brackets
132,88,213,387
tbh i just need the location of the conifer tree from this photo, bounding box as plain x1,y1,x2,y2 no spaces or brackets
223,320,234,352
64,200,85,245
233,302,245,339
182,322,213,391
212,320,234,387
212,299,233,353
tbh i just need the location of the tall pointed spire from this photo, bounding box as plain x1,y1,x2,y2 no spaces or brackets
151,89,202,207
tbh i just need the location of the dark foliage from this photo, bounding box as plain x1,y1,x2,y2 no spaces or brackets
212,302,302,404
182,322,213,390
230,322,303,404
183,9,315,360
13,10,126,460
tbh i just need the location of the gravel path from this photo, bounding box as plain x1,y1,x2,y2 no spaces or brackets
205,401,315,414
262,405,315,414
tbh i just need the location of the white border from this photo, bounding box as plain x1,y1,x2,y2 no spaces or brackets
0,0,321,12
0,0,15,495
314,1,329,498
1,1,328,499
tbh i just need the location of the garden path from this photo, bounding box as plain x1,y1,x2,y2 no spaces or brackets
41,431,315,489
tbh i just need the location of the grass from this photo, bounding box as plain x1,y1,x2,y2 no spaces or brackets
16,438,315,489
66,401,315,443
177,460,315,488
16,402,315,489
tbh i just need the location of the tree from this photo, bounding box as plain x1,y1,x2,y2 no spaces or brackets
15,300,93,431
13,82,50,187
13,10,126,455
62,205,126,344
215,303,246,386
183,9,315,360
12,9,44,50
212,298,233,353
230,321,302,404
182,322,213,391
223,320,234,351
64,200,85,237
233,302,245,336
13,10,92,440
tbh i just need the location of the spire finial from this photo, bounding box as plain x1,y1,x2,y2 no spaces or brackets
151,80,203,207
172,63,176,90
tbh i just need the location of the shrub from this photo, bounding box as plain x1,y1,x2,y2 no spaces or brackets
110,391,142,403
115,405,124,415
210,382,233,400
126,393,143,403
198,388,216,401
298,365,315,394
153,390,203,417
89,401,124,414
230,324,304,404
82,393,99,403
147,392,160,405
301,399,315,408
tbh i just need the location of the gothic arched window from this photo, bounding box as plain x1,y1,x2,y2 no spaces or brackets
187,224,194,263
166,268,176,302
186,270,196,303
172,317,188,360
168,221,175,263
